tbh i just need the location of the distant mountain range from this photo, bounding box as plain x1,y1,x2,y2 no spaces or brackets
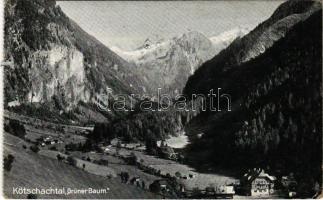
112,29,248,97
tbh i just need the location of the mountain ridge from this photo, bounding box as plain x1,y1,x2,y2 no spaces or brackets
183,0,321,97
4,0,149,123
182,1,322,197
112,29,248,98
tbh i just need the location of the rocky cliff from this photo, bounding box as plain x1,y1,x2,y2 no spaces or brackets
4,0,147,122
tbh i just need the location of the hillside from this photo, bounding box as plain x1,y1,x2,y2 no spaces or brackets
182,0,322,197
184,0,321,96
4,0,148,123
3,133,159,199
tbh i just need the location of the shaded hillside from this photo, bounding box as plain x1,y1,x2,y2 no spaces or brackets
184,0,321,96
88,98,203,143
182,1,322,197
4,0,147,122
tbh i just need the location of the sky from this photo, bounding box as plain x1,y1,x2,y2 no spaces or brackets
57,1,283,51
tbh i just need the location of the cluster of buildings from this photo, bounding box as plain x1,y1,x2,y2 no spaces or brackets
38,135,63,147
150,178,235,198
149,168,298,198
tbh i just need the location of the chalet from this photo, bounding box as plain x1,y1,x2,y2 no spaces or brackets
240,168,276,197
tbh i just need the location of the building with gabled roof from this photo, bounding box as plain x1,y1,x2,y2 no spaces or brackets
240,168,276,197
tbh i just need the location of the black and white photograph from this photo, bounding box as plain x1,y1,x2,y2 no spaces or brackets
1,0,322,199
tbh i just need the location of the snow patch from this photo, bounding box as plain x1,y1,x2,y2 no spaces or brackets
209,27,250,46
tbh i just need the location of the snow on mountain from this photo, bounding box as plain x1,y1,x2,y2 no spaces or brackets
209,27,250,55
111,40,172,64
111,29,248,97
111,31,215,97
113,28,249,64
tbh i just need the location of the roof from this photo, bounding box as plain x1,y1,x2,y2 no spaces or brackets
258,170,276,181
242,169,276,183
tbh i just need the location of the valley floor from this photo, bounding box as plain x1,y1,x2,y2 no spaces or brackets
2,110,253,199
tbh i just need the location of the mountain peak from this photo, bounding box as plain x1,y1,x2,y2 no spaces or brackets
269,0,321,22
177,31,209,43
138,35,165,50
180,30,206,38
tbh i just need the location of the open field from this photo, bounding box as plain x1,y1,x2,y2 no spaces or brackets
39,150,117,177
104,143,237,190
69,151,160,186
3,133,160,199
